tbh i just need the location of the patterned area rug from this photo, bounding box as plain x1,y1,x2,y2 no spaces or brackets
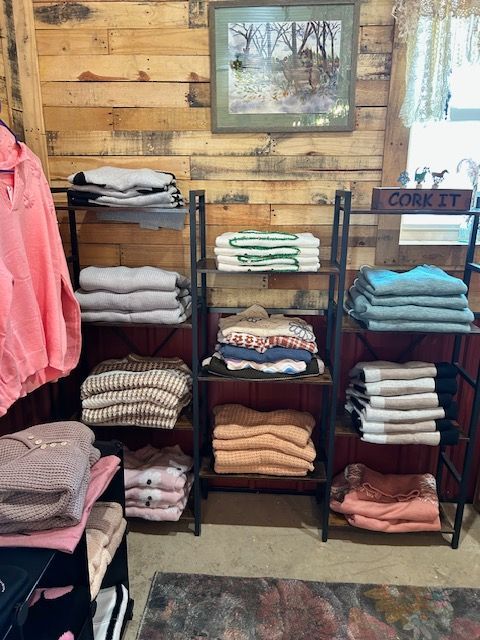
137,572,480,640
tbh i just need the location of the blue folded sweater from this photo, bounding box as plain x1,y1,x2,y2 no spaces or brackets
359,265,468,297
218,344,313,363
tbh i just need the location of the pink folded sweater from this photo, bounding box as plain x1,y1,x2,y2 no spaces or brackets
124,445,192,491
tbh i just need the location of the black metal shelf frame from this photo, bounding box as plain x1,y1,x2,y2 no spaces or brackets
188,190,349,538
332,190,480,549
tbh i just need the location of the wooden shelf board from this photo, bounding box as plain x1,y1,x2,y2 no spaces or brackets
198,368,333,385
196,258,338,275
200,456,326,483
82,320,192,330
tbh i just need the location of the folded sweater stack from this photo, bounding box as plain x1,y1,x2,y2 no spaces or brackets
331,463,441,532
215,230,320,272
346,265,473,332
212,404,317,476
68,166,184,208
76,266,192,325
0,422,100,533
124,445,193,521
346,360,460,446
204,305,325,380
86,501,126,599
81,355,192,429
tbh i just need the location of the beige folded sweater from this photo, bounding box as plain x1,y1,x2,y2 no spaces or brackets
212,434,316,462
214,463,309,476
214,449,314,472
214,404,313,434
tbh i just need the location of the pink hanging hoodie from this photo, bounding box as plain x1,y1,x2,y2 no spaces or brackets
0,127,81,415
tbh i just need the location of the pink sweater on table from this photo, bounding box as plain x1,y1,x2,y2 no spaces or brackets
0,128,81,416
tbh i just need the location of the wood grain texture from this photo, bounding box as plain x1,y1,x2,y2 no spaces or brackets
108,28,209,55
41,81,194,107
34,2,189,29
39,54,210,82
113,107,210,131
36,29,108,55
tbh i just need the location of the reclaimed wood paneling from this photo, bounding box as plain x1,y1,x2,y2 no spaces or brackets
31,0,406,296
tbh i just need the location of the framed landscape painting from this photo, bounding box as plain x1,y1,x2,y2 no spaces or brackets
209,0,360,133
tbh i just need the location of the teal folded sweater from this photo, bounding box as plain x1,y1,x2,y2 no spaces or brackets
359,265,468,297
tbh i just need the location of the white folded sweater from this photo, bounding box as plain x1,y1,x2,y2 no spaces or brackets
214,246,319,257
215,230,320,249
217,262,320,272
68,166,175,191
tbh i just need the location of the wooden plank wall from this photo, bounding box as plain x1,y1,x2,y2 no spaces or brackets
30,0,394,308
0,0,14,127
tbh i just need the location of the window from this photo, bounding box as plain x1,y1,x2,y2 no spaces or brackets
400,63,480,246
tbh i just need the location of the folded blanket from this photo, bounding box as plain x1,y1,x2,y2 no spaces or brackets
352,376,457,396
213,404,314,447
347,288,474,323
214,246,319,257
79,266,190,293
205,354,324,380
217,261,320,272
351,317,471,333
75,288,190,312
82,401,188,429
349,360,457,382
81,299,191,325
219,344,312,364
346,399,457,423
358,265,468,296
353,279,469,310
125,484,188,506
214,463,310,476
214,449,314,471
124,445,192,491
69,166,175,191
361,430,459,446
88,191,184,208
346,388,453,410
223,356,307,374
219,305,316,341
218,331,318,354
215,230,319,249
213,434,316,462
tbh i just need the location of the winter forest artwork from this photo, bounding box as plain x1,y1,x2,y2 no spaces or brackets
210,1,359,132
228,20,342,116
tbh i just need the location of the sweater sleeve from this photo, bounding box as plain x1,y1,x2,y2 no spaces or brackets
0,259,13,362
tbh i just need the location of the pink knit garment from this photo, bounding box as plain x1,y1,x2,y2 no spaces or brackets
0,128,81,416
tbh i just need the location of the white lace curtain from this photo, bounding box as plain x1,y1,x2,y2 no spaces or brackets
392,0,480,126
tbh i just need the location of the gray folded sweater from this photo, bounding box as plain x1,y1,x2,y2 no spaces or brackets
68,166,175,191
81,298,192,325
75,288,190,312
79,266,190,294
0,422,100,533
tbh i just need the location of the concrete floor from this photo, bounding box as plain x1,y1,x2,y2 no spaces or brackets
124,493,480,640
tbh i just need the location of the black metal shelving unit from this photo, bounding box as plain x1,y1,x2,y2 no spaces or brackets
1,441,133,640
328,190,480,549
188,190,350,538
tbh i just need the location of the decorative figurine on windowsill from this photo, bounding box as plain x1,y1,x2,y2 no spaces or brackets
414,166,430,188
397,170,410,187
431,169,449,188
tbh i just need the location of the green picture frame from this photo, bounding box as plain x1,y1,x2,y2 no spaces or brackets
209,0,360,133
